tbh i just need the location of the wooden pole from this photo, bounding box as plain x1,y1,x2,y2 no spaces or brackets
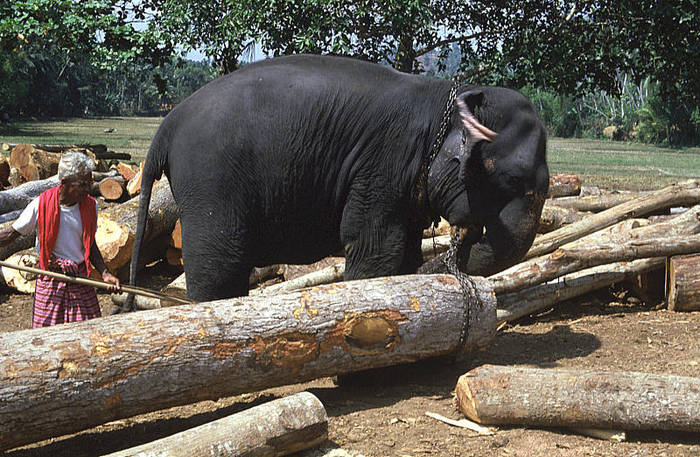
456,365,700,432
102,392,328,457
0,274,495,451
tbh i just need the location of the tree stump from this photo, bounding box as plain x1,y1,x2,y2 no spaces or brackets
0,274,495,451
667,254,700,311
456,365,700,432
102,392,328,457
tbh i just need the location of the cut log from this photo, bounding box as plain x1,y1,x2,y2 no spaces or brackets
525,180,700,259
422,217,451,238
538,204,591,233
165,246,183,267
456,365,700,432
496,258,665,323
251,261,346,296
0,274,496,451
9,144,97,182
667,254,700,311
490,232,700,295
126,161,144,196
0,248,39,293
547,192,642,212
282,257,344,281
0,209,23,225
95,179,178,273
160,271,187,304
0,219,36,266
101,392,328,457
548,173,581,198
0,153,10,188
2,143,107,155
0,175,60,214
98,176,126,201
116,162,137,182
170,218,182,249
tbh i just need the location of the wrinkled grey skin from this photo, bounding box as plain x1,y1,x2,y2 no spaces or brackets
127,54,548,304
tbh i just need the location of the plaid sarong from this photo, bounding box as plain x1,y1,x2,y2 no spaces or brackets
32,258,101,328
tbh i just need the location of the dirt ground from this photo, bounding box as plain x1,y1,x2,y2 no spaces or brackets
1,261,699,457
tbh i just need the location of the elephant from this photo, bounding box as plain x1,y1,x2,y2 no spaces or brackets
127,54,549,304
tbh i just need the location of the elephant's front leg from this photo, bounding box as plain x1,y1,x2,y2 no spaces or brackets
340,197,416,280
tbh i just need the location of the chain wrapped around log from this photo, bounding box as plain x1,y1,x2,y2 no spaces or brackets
0,273,495,452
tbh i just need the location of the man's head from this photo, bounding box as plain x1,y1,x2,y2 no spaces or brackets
59,152,95,205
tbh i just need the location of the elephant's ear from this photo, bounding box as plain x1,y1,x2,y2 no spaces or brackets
456,90,498,144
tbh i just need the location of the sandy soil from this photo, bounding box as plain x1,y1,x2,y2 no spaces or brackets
1,262,699,457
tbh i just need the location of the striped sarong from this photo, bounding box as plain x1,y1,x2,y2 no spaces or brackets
32,258,101,328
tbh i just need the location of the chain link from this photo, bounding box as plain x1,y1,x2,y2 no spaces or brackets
442,232,483,351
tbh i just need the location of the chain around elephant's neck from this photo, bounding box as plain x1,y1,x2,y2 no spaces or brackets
427,82,459,171
417,81,459,225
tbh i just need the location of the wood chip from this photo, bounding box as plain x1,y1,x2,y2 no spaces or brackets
424,412,494,435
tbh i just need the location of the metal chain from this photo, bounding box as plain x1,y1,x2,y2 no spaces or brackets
427,82,459,169
424,81,481,351
442,233,482,350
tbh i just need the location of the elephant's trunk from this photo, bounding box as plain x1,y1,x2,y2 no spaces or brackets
458,190,546,276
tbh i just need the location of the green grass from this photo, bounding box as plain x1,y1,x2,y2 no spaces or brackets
1,118,699,191
0,117,162,163
548,138,700,190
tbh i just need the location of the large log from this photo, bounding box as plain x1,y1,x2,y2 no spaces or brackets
3,143,108,155
0,274,495,451
98,175,126,201
538,204,591,233
102,392,328,457
667,254,700,311
548,173,581,198
95,178,178,273
0,174,60,214
496,258,665,323
456,365,700,432
9,144,99,183
0,220,35,264
546,192,642,212
489,232,700,295
525,180,700,259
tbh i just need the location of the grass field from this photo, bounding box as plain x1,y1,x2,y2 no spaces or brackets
2,116,699,191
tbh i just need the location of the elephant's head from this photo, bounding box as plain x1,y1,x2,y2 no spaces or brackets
427,85,549,276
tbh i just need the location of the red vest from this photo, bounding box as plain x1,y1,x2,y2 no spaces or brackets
37,186,98,276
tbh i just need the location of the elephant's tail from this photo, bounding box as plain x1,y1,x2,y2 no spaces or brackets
123,139,168,312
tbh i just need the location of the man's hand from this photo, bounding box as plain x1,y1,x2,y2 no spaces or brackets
101,270,120,292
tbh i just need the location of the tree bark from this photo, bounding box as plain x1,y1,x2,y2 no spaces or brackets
95,179,178,273
102,392,328,457
667,254,700,311
126,162,144,197
490,233,700,295
538,204,591,233
251,261,347,296
0,274,495,451
546,192,643,212
548,173,581,198
456,364,700,432
0,175,60,214
0,220,35,265
525,180,700,259
496,258,665,323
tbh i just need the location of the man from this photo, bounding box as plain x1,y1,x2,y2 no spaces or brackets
0,152,120,327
